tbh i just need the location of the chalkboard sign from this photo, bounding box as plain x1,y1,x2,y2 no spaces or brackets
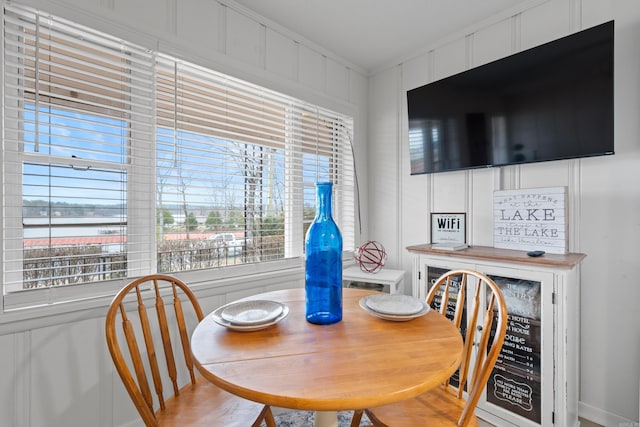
487,275,542,424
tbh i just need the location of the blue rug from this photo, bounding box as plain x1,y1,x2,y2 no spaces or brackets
265,409,370,426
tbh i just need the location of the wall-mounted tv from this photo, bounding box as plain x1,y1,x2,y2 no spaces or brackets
407,20,614,175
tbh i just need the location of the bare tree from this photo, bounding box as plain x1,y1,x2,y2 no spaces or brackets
178,171,191,240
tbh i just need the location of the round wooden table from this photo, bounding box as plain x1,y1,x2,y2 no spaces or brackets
191,288,463,427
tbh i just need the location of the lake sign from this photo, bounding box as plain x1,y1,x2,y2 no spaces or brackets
493,187,568,254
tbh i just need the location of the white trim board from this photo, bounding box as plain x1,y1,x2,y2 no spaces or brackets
579,401,639,427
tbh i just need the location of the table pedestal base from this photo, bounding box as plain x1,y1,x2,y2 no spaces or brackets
315,411,338,427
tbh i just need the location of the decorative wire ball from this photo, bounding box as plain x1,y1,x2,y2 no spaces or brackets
354,241,387,273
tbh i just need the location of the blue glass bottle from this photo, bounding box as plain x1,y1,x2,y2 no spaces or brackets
305,182,343,325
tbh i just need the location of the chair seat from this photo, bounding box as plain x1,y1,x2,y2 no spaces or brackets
157,377,271,427
365,385,479,427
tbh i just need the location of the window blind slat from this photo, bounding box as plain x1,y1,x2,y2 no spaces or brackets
3,4,152,304
2,4,354,310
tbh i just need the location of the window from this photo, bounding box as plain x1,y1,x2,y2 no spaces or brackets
2,4,355,309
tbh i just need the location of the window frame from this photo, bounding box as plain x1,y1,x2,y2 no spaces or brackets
1,3,356,314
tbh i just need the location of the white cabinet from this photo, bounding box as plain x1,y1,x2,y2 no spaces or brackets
407,244,585,427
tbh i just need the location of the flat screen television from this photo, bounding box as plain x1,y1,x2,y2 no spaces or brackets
407,20,614,175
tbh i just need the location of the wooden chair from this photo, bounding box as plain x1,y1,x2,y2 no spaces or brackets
105,274,276,427
351,269,508,427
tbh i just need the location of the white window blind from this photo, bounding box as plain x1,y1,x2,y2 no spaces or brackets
154,57,355,273
2,4,355,309
3,3,155,307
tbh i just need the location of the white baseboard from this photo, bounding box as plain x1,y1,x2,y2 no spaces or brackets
476,402,639,427
579,401,639,427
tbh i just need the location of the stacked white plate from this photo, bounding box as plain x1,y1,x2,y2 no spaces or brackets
211,300,289,331
359,294,429,321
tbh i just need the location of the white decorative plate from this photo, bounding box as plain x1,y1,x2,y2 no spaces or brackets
220,300,284,325
364,294,425,315
212,303,289,332
359,297,429,322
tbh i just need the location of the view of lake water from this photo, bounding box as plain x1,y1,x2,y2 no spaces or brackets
23,217,125,239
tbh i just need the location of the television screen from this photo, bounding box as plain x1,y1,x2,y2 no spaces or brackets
407,21,614,175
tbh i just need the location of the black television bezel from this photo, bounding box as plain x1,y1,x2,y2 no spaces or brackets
406,20,614,175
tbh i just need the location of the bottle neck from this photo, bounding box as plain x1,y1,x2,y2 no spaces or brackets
315,182,333,220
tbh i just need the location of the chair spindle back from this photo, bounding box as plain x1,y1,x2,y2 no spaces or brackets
106,274,204,427
426,269,508,427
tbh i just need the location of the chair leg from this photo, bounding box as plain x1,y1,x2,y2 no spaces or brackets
252,405,276,427
364,409,390,427
350,410,364,427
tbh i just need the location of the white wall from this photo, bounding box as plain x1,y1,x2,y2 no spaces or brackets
368,0,640,425
0,0,369,426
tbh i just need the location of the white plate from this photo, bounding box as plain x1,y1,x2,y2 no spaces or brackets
359,297,430,322
364,294,425,315
220,300,284,325
212,303,289,332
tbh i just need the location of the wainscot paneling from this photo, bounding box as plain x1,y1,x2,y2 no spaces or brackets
29,318,105,427
472,17,514,67
326,57,350,102
367,69,401,267
298,44,326,93
0,333,16,426
176,0,223,54
469,168,497,246
520,0,573,50
266,28,297,81
113,0,171,35
432,37,467,81
402,53,431,92
431,172,469,214
226,7,264,68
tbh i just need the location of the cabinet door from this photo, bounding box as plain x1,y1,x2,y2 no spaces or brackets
476,265,555,427
415,257,556,426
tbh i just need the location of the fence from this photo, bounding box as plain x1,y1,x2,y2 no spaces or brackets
22,238,285,289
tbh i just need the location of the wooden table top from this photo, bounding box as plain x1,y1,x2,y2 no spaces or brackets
190,288,463,411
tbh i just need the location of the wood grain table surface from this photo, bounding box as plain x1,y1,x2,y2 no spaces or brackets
190,287,463,416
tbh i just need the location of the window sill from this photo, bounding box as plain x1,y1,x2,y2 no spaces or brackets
0,253,356,335
0,258,305,335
